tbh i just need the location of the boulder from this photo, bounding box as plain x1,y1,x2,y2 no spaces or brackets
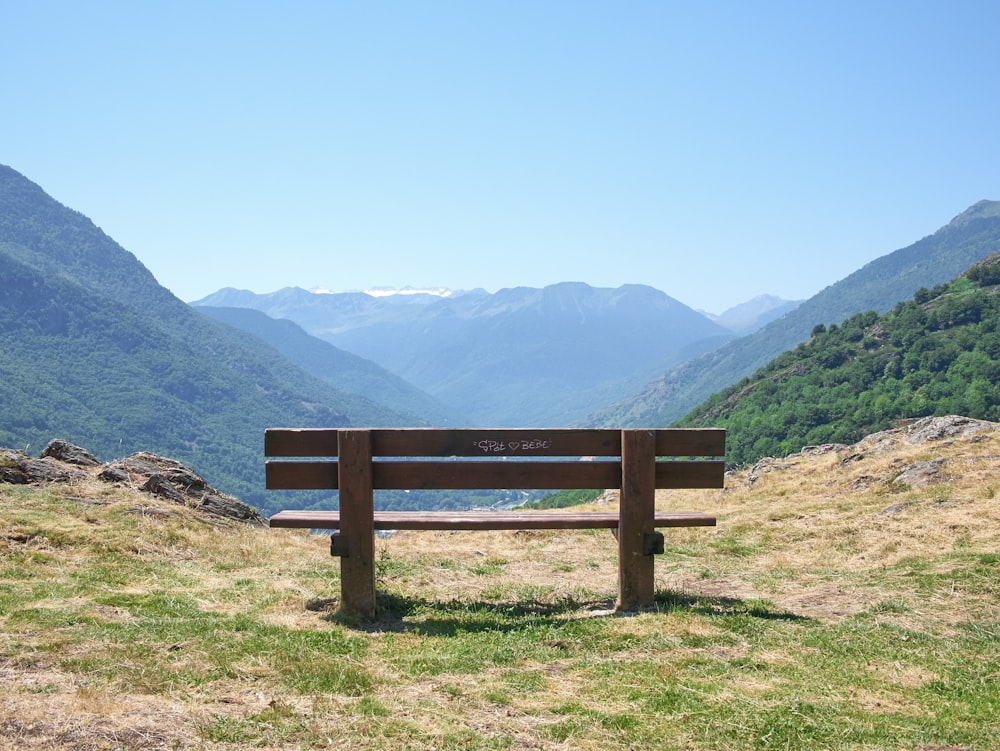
41,439,101,467
891,458,946,488
141,474,188,504
97,466,129,483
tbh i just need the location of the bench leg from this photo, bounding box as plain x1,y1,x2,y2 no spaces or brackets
617,429,656,612
338,429,377,620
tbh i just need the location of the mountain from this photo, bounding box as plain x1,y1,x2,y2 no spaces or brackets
0,164,424,514
591,200,1000,426
194,283,735,426
679,251,1000,466
196,305,463,425
710,294,803,333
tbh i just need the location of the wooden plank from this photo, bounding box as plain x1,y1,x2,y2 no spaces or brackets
267,460,620,491
654,460,726,489
370,429,623,457
267,458,725,491
617,429,656,612
654,428,726,458
337,430,376,620
265,428,623,458
265,461,621,490
265,428,340,457
266,461,339,490
269,510,716,530
266,427,726,459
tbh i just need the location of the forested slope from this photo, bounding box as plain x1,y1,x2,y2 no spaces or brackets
680,252,1000,466
0,164,422,514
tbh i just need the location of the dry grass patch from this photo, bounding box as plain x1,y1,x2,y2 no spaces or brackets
380,525,620,606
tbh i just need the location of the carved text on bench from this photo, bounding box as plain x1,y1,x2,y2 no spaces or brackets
474,438,554,453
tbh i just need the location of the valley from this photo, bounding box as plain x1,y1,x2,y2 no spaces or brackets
3,163,1000,519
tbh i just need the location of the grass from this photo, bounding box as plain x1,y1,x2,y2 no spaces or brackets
1,424,999,750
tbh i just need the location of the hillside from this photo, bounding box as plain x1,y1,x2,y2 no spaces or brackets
0,164,424,512
1,415,997,749
592,199,1000,426
711,294,803,333
680,252,1000,467
194,283,735,426
196,306,463,426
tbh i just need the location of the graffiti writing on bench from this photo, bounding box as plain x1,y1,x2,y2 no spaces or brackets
473,438,553,454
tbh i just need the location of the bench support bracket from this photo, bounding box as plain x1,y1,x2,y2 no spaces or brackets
643,531,665,556
329,532,348,558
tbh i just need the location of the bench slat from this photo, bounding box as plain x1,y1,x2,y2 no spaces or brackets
265,428,340,458
378,461,620,489
265,428,726,458
266,459,725,491
269,509,717,530
267,460,339,490
655,460,726,489
374,429,623,457
655,429,726,457
265,460,620,490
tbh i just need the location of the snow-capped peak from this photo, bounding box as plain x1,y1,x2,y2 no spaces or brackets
364,286,454,298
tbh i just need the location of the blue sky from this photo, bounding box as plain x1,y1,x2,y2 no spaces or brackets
3,1,997,314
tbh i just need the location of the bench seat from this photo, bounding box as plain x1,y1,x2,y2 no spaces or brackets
270,509,717,531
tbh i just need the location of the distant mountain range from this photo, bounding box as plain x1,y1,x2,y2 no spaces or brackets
193,283,736,426
195,195,1000,430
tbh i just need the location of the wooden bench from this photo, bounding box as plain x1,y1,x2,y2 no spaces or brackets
266,427,725,619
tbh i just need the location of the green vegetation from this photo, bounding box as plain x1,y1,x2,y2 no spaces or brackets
681,252,1000,467
523,488,603,509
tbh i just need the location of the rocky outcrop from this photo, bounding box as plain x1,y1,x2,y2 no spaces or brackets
857,415,998,452
0,450,88,485
744,415,999,490
1,439,265,527
101,452,266,526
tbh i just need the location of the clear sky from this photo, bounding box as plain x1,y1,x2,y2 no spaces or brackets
3,1,998,315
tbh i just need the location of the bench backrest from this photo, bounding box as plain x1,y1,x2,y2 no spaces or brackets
265,428,725,491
